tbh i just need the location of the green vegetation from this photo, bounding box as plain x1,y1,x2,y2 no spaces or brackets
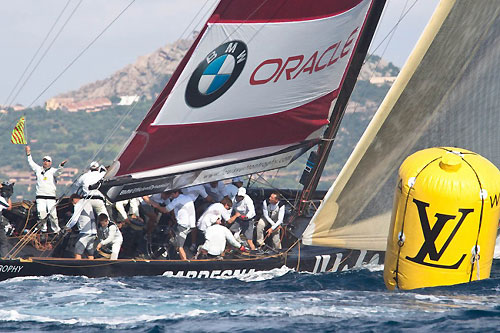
1,73,393,200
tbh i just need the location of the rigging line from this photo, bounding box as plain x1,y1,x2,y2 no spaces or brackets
8,0,84,109
85,100,141,169
177,0,214,42
26,0,137,109
37,1,216,200
142,0,220,120
143,0,272,120
348,0,410,117
250,174,298,209
2,0,72,108
73,1,217,167
365,0,419,62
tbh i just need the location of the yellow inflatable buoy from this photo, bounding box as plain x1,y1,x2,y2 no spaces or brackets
384,147,500,290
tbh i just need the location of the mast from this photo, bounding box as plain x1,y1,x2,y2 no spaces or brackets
295,0,386,217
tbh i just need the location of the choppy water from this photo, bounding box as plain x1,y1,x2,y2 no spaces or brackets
0,261,498,332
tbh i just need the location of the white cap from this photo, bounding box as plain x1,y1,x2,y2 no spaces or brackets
232,177,243,183
237,187,246,197
90,161,99,170
42,156,52,162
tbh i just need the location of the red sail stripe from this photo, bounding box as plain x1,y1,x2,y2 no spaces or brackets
116,91,336,176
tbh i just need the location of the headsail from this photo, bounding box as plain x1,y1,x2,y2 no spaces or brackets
303,0,500,250
100,0,381,201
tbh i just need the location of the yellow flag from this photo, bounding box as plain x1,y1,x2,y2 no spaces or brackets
11,116,27,144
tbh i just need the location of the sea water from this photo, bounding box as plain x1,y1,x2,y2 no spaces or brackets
0,261,498,332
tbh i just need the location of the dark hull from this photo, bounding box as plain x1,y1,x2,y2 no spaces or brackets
0,246,384,281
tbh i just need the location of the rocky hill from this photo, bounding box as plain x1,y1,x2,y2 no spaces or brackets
56,39,398,103
57,39,193,101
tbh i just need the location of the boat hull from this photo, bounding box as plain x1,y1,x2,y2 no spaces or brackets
0,246,384,281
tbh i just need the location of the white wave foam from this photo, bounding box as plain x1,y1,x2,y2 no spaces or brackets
0,308,218,326
361,263,384,272
234,266,293,282
51,286,103,298
0,309,78,325
236,303,389,318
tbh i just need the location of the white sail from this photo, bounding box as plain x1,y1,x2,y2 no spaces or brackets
303,0,500,250
100,0,382,201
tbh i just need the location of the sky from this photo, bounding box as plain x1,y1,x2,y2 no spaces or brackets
0,0,439,107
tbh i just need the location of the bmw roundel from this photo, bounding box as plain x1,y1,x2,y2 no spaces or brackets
185,40,247,108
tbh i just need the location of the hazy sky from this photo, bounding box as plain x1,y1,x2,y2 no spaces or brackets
0,0,438,107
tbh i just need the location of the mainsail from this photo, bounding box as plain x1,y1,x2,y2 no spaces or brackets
303,0,500,250
99,0,382,201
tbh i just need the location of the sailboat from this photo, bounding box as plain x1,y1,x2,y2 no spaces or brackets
1,0,498,281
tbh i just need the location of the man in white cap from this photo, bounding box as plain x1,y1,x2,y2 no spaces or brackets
74,161,108,218
225,177,244,202
228,187,256,250
25,145,66,233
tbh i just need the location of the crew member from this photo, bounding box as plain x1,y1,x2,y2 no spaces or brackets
65,194,97,259
225,177,244,201
256,191,285,249
114,197,142,224
141,191,171,235
199,220,245,258
229,187,256,250
181,184,214,251
74,161,107,218
0,183,12,257
96,213,123,260
197,197,239,234
149,190,195,260
25,145,66,234
203,181,229,202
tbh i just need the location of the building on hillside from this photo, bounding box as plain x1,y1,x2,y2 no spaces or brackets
5,167,79,188
45,97,112,112
46,98,75,111
118,95,140,106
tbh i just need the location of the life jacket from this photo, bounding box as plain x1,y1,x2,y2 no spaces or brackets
264,199,285,222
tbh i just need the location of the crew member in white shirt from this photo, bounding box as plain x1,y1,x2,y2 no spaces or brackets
74,161,107,218
115,197,142,224
197,197,240,234
203,181,229,202
182,184,215,251
149,190,195,260
229,187,256,250
225,177,244,202
200,220,244,258
25,145,66,234
0,183,12,257
96,213,123,260
65,194,97,259
256,192,285,249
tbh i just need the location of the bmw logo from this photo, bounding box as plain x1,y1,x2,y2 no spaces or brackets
185,40,247,108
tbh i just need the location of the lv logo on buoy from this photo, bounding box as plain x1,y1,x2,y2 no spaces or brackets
406,199,473,269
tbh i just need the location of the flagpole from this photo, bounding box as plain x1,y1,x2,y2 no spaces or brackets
24,115,28,145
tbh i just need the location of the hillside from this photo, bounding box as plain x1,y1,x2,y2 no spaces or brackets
56,39,193,101
2,38,399,200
